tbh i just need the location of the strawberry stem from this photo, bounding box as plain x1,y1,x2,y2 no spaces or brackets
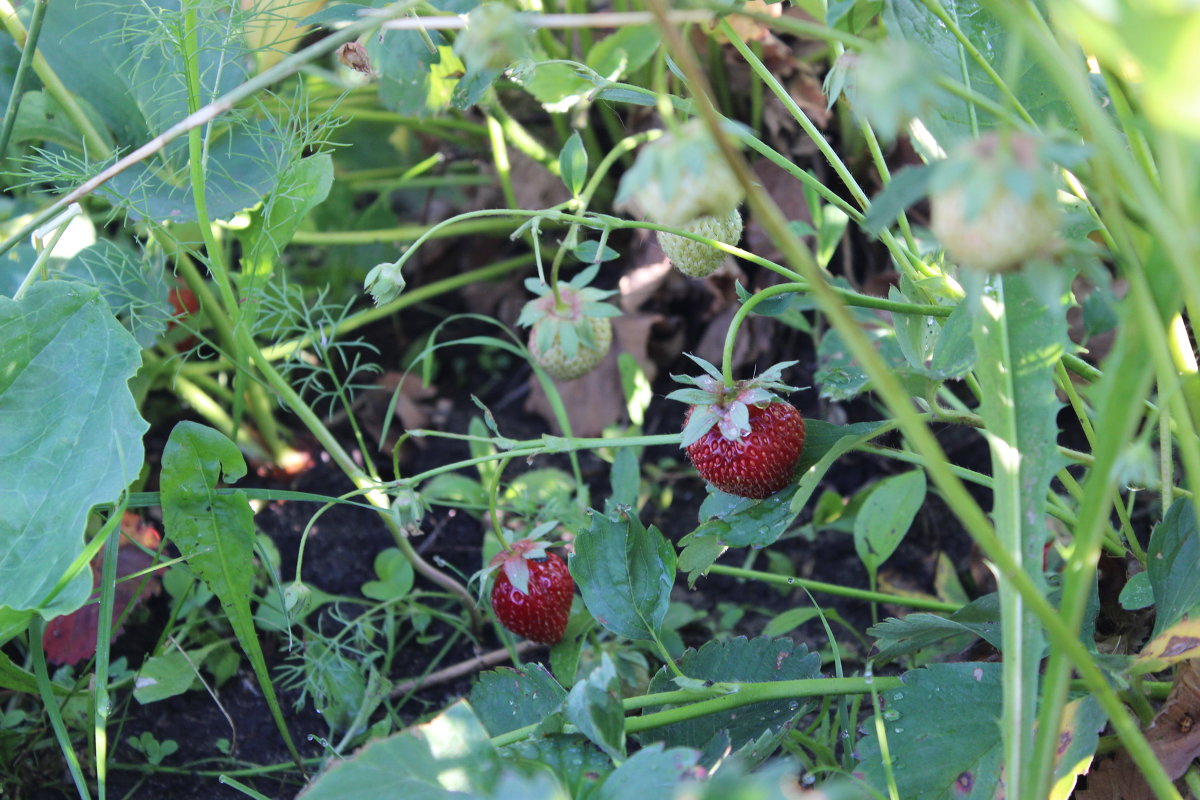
721,282,807,387
487,454,517,552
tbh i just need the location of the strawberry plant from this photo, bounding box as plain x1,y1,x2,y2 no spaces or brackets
2,1,1200,799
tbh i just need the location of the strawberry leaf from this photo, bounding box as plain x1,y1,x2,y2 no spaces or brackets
468,663,566,736
570,510,674,642
566,653,625,760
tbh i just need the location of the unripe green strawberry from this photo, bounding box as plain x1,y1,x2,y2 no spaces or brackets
667,356,805,499
658,208,743,278
489,539,574,645
930,133,1060,273
616,119,744,227
518,264,621,382
529,312,613,381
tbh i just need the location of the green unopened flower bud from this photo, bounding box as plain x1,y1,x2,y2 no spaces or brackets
390,488,428,531
364,261,406,305
283,582,313,618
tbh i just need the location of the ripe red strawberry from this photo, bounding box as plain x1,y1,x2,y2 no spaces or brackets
489,540,574,645
518,264,621,382
668,356,806,499
166,282,200,349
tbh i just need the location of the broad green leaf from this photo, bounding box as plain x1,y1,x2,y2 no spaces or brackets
892,295,975,380
161,422,302,765
571,510,674,642
586,26,660,80
0,282,146,618
298,700,502,799
558,132,588,196
0,650,53,695
62,240,172,348
791,419,890,515
868,593,1001,661
422,473,488,513
675,526,728,587
608,446,640,510
509,735,611,799
863,164,933,236
491,771,571,800
857,664,1103,800
35,0,283,222
133,649,198,704
304,639,371,732
574,240,620,264
32,0,145,145
882,0,1076,149
1119,570,1154,611
641,637,821,761
1146,499,1200,638
967,269,1068,782
671,757,812,800
104,122,282,224
761,607,823,637
857,663,1003,798
469,664,567,736
361,547,415,601
242,153,335,275
371,33,461,117
8,91,100,152
593,743,701,800
815,326,915,400
566,654,626,761
853,470,927,573
696,489,797,548
520,63,594,112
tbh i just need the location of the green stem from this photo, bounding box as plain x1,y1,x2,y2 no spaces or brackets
708,564,961,612
31,618,93,800
0,0,47,161
490,676,902,748
721,282,806,386
94,518,123,800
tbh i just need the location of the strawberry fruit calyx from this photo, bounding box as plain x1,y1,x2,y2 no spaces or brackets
518,264,621,381
667,355,799,447
668,355,807,500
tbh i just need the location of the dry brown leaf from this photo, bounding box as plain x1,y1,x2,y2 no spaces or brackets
1146,660,1200,779
510,149,571,212
43,513,163,666
524,313,660,436
744,159,817,264
355,372,438,452
1074,752,1157,800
